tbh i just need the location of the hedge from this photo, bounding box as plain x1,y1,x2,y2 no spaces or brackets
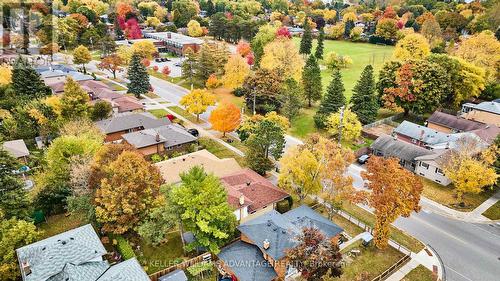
114,235,136,260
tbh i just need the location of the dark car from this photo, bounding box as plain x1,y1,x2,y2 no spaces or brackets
187,128,199,137
357,154,370,164
155,58,162,63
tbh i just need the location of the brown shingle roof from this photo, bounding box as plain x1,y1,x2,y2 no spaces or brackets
220,169,290,212
427,111,485,132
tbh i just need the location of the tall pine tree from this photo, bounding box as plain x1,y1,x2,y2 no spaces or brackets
127,53,151,98
300,18,313,55
315,28,325,60
0,150,32,220
314,68,346,128
302,55,322,107
351,65,379,125
344,20,355,39
12,56,50,101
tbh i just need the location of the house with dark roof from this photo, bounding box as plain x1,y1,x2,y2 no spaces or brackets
95,112,172,142
16,224,150,281
426,111,486,133
217,206,343,281
220,168,290,222
371,135,434,171
121,123,197,157
461,100,500,126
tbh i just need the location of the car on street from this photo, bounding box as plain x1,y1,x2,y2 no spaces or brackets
357,154,370,164
187,128,199,137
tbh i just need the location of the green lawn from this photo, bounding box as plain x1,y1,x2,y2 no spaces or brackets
37,213,86,240
148,109,169,118
134,231,187,274
482,201,500,220
169,106,200,123
293,38,395,100
198,137,246,167
402,265,435,281
338,241,405,281
421,178,497,211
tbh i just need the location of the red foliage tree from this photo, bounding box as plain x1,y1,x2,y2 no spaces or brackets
125,18,142,39
153,65,159,71
236,40,252,57
162,66,171,77
276,27,292,38
383,6,397,19
246,52,255,65
141,58,150,67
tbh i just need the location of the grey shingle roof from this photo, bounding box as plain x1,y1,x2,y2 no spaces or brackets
463,101,500,115
2,139,29,158
394,121,455,145
237,206,343,261
427,111,485,132
158,269,188,281
121,124,197,149
95,112,172,134
96,258,150,281
371,135,434,162
218,241,277,281
16,224,107,281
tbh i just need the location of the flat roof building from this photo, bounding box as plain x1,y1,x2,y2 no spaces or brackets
143,32,204,55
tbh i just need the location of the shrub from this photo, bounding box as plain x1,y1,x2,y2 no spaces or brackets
151,154,162,163
233,87,244,97
114,235,135,260
276,200,291,213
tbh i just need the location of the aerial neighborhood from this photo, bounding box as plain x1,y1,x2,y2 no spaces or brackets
1,1,500,281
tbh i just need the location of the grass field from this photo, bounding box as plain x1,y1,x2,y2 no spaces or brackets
482,201,500,220
402,265,435,281
37,213,86,240
292,38,394,101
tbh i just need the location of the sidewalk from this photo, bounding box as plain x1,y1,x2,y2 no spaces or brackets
385,248,444,281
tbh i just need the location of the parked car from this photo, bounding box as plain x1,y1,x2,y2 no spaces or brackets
357,154,370,164
155,58,162,62
174,61,182,67
187,128,199,137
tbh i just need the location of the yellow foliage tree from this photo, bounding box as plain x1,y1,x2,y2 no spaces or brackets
342,12,357,22
324,9,337,22
145,16,161,27
260,38,304,81
209,101,241,136
73,45,92,73
0,64,12,86
326,108,362,143
393,33,430,61
222,54,251,90
187,20,203,37
205,74,220,89
179,88,216,121
117,45,133,65
131,40,157,60
455,31,500,82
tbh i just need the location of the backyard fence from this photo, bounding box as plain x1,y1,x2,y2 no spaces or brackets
370,254,411,281
362,113,403,130
149,253,213,281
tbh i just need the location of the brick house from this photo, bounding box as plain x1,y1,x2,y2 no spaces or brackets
217,206,344,281
426,111,486,133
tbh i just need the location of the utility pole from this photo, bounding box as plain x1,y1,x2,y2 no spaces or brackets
338,105,345,145
253,90,256,115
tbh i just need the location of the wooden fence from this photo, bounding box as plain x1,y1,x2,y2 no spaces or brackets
370,254,411,281
149,253,213,281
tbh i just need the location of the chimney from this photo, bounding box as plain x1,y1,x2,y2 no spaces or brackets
263,239,270,250
167,32,172,39
155,132,160,142
246,181,251,186
22,261,31,275
239,195,245,206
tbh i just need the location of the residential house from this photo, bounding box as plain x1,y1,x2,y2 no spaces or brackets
121,123,198,157
414,152,452,186
370,135,434,172
158,269,188,281
37,66,93,85
143,32,204,55
2,139,29,161
461,100,500,126
155,149,242,184
95,112,172,142
16,224,150,281
426,111,485,133
220,168,290,222
218,206,343,281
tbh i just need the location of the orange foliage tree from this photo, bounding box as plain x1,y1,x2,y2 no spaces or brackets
362,156,423,249
208,101,241,137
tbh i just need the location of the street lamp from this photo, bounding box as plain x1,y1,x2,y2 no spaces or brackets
338,105,345,145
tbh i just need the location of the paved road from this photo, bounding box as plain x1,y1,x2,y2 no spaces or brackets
80,57,500,281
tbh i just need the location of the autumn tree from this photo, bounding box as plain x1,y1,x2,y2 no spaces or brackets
194,42,230,82
261,37,305,81
187,19,203,37
421,16,442,48
351,65,378,125
376,18,398,40
0,64,12,86
363,156,423,249
302,54,322,107
98,54,123,79
180,88,216,121
222,54,251,90
73,45,92,74
171,166,237,253
314,68,345,128
242,68,284,114
251,24,277,66
326,108,362,143
90,100,112,121
131,40,157,60
127,53,151,98
393,33,431,61
95,151,163,234
209,101,241,137
286,228,342,281
60,77,90,119
300,18,313,55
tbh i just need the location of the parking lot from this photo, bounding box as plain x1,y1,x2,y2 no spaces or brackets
150,56,184,78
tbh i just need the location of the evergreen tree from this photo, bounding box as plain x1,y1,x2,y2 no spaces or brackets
127,53,150,98
344,20,355,38
206,0,215,16
314,68,346,128
279,78,303,120
11,57,50,101
0,150,32,220
302,55,322,107
351,65,379,125
315,28,325,60
300,19,313,55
